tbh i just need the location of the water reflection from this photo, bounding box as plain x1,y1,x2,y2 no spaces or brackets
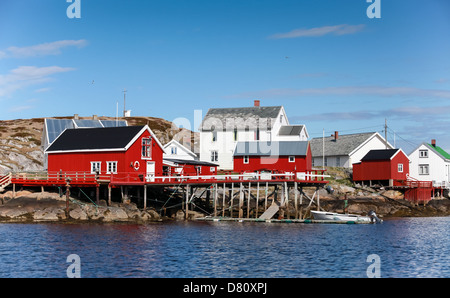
0,217,449,277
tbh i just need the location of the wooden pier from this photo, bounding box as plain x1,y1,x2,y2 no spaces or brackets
1,170,329,221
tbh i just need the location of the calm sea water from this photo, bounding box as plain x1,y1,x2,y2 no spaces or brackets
0,217,449,278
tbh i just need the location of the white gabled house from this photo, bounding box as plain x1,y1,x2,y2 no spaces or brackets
408,139,450,188
198,100,308,170
310,131,393,168
163,139,198,161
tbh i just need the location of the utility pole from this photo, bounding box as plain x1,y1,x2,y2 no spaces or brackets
123,89,127,117
385,118,388,149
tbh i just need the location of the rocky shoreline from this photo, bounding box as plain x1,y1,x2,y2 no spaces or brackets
0,190,162,223
0,188,449,224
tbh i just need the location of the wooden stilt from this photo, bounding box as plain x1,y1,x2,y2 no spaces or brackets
284,182,289,219
299,186,303,219
317,186,320,211
294,182,298,219
222,183,226,217
239,183,244,218
96,185,100,205
214,183,218,216
264,182,268,211
255,182,260,218
247,182,251,218
143,185,147,211
230,183,234,218
108,185,111,206
185,184,190,220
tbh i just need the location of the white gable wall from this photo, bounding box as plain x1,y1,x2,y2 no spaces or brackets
409,144,450,187
348,133,393,167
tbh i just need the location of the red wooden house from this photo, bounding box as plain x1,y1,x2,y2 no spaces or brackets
352,149,410,186
45,125,165,181
163,158,218,176
233,141,312,173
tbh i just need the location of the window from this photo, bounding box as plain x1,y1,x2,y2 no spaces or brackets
324,157,328,167
336,156,341,167
419,164,429,175
419,150,428,158
398,163,403,173
211,151,218,162
107,161,118,174
255,128,260,141
244,155,249,164
288,156,295,163
142,137,152,158
212,131,217,142
171,147,177,155
233,128,238,142
91,162,101,174
280,115,283,123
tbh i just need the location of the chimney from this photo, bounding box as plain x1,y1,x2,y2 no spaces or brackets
334,131,339,141
74,114,79,120
254,100,260,107
431,139,436,147
92,115,98,120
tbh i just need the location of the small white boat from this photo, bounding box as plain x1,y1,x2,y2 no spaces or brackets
311,210,373,223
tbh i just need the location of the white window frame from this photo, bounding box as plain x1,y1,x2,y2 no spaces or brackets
142,137,152,158
171,147,177,155
107,161,118,174
419,164,429,175
91,162,101,174
244,155,249,164
419,150,428,158
288,156,295,163
211,150,218,162
398,163,403,173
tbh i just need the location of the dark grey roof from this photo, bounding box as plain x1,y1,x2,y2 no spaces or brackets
233,141,309,156
164,158,218,167
199,106,282,131
278,125,304,136
46,126,144,152
361,149,399,161
310,132,376,157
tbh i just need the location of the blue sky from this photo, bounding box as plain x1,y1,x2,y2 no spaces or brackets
1,0,450,152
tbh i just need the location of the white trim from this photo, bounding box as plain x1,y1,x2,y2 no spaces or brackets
46,148,126,154
349,132,394,157
390,148,411,162
90,161,101,174
106,161,118,174
163,139,197,159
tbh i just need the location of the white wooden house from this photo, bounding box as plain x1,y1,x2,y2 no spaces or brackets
408,139,450,189
163,139,198,161
199,100,308,170
310,131,393,168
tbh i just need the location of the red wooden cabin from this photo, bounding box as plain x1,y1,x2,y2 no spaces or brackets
45,125,165,181
233,141,312,173
353,149,410,186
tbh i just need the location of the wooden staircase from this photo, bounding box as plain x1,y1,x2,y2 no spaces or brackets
0,173,12,192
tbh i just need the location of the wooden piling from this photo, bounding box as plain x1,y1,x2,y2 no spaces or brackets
143,185,147,211
247,182,251,218
222,183,226,217
108,185,112,206
185,184,190,220
239,183,244,218
255,182,260,218
294,182,298,219
230,183,234,218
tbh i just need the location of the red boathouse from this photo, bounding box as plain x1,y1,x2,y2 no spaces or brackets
352,148,410,186
233,141,312,173
45,125,165,181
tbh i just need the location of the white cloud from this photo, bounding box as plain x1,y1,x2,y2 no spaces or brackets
0,66,75,97
227,86,450,100
268,24,365,39
0,39,88,59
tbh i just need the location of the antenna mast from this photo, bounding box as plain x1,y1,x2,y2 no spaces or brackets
123,89,127,117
